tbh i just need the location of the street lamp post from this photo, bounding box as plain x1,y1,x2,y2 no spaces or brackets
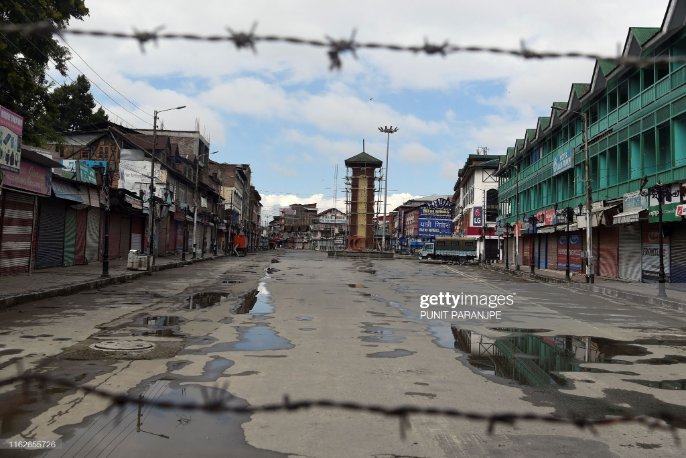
553,105,593,283
504,222,511,270
528,215,538,276
555,203,575,281
514,165,520,271
192,150,217,259
378,125,398,252
148,105,186,272
640,178,677,298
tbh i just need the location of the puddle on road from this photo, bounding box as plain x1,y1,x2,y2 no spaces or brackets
359,322,418,343
348,284,366,288
366,349,416,358
187,292,228,309
233,278,274,315
183,324,294,353
296,315,313,321
51,381,284,458
453,327,686,388
131,315,183,337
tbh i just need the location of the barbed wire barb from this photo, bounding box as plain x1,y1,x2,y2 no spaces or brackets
132,25,164,53
227,22,258,53
325,29,358,71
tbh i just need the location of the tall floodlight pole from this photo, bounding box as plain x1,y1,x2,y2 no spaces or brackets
378,125,398,252
147,105,186,272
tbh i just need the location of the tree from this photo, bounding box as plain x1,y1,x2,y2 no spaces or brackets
49,74,108,132
0,1,89,145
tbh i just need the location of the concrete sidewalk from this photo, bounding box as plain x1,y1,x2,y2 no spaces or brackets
483,262,686,311
0,253,228,309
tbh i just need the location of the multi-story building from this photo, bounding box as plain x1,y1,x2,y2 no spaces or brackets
280,203,318,249
311,208,347,251
452,151,503,262
497,0,686,283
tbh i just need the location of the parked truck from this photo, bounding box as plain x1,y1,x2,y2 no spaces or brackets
418,236,478,263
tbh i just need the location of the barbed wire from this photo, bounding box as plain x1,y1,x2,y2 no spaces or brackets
0,372,682,443
0,21,683,70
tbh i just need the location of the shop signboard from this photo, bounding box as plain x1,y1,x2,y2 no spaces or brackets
0,105,23,173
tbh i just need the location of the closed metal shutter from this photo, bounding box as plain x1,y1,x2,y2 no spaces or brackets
119,216,130,258
75,209,87,265
598,227,619,278
671,225,686,283
63,208,76,267
618,224,641,281
85,207,100,263
0,192,35,275
35,198,65,269
130,217,143,251
158,215,168,255
546,233,557,270
176,221,185,254
108,213,121,259
641,223,670,282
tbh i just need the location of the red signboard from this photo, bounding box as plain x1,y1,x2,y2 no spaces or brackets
2,159,51,195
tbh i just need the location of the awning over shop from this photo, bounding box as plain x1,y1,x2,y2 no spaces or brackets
556,223,578,232
613,208,647,225
537,226,556,234
52,180,85,203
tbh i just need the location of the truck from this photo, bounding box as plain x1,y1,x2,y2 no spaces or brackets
418,236,478,263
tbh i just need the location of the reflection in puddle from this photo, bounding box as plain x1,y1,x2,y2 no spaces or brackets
296,315,313,321
183,324,294,353
452,327,686,387
50,381,283,457
187,292,227,309
348,284,366,288
233,278,274,315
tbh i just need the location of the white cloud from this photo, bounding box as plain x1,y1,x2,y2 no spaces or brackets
396,143,438,162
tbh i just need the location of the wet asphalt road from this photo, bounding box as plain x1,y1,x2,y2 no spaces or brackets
0,250,685,457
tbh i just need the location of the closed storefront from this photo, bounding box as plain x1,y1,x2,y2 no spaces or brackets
0,149,56,275
63,207,77,267
618,224,642,281
75,209,88,265
86,207,100,263
0,191,36,275
35,197,66,269
671,223,686,283
641,222,670,283
119,215,131,258
130,217,144,252
546,233,557,270
598,227,619,279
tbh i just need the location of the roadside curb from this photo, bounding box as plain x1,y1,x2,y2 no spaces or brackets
0,255,225,310
480,264,686,312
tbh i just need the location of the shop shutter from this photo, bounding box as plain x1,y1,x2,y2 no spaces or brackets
641,223,670,282
63,208,76,267
108,213,121,259
0,192,35,275
85,207,100,263
75,209,87,265
546,233,557,270
130,217,143,252
598,227,619,278
176,221,185,254
119,216,131,259
671,225,686,283
618,224,641,281
36,198,65,269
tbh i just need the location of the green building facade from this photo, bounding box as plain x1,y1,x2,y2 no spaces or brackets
497,0,686,283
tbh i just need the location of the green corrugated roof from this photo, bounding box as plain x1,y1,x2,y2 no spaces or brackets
572,83,590,98
630,27,660,46
552,102,567,110
598,59,618,76
537,117,551,130
526,129,536,141
507,147,515,156
344,151,382,166
515,138,524,151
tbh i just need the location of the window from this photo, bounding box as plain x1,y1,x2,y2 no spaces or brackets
608,89,618,111
643,65,655,88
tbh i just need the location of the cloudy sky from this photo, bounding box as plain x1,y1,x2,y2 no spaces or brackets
52,0,670,218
